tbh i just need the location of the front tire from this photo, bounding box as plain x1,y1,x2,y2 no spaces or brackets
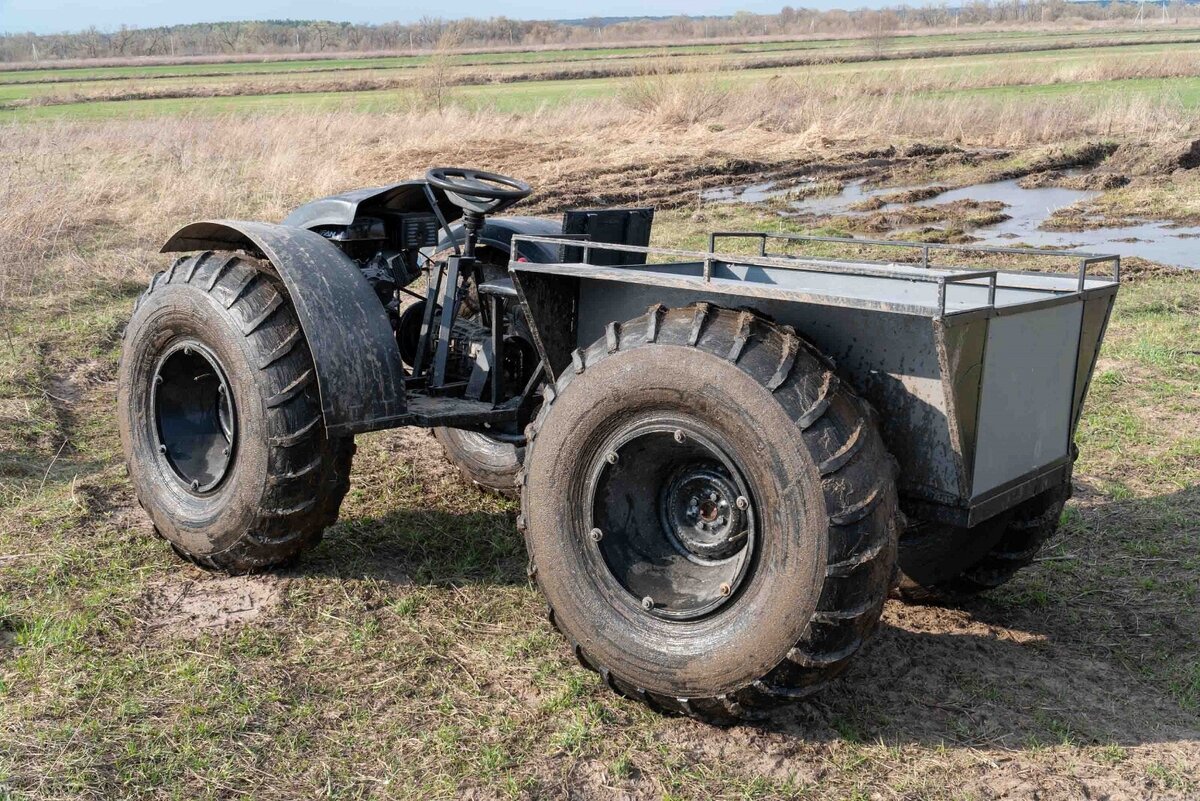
520,304,900,722
118,252,353,573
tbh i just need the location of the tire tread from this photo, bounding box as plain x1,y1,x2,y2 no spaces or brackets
520,304,900,723
128,252,353,574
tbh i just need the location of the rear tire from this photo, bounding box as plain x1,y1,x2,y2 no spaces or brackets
520,304,900,723
433,427,522,497
896,481,1070,603
432,249,528,497
118,252,353,573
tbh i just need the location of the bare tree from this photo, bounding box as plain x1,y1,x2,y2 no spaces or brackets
866,11,898,59
80,27,103,59
215,22,241,54
112,25,137,55
415,16,444,49
414,28,462,112
311,22,335,51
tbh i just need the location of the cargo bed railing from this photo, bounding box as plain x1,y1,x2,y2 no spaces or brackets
510,233,1119,322
708,231,1121,291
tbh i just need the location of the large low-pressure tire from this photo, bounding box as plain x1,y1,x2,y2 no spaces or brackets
520,304,900,723
433,427,522,497
896,481,1071,603
118,251,354,574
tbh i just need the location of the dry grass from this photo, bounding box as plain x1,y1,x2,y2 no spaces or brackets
9,36,1200,113
2,21,1191,73
3,74,1198,306
620,61,729,126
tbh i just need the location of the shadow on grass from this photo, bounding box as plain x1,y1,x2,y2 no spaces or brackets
295,506,527,587
752,483,1200,748
226,483,1200,750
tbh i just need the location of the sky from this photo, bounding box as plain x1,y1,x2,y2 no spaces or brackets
0,0,869,36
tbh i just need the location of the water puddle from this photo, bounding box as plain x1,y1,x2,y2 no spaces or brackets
703,177,1200,269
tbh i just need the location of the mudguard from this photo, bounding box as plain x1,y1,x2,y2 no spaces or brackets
161,220,407,436
438,216,564,262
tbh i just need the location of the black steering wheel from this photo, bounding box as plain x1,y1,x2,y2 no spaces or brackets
426,167,532,215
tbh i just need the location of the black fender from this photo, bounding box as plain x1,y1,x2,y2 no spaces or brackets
437,216,564,263
161,220,406,436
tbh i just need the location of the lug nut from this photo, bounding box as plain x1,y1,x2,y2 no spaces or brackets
735,496,749,510
190,480,200,490
719,583,731,597
673,430,686,444
589,528,603,542
605,451,619,465
158,444,167,454
641,596,654,610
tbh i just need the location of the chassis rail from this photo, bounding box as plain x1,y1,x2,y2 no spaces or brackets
509,233,1120,322
709,231,1121,288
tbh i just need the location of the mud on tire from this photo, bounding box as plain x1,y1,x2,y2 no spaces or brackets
433,427,522,497
519,304,901,723
118,251,353,573
896,481,1071,603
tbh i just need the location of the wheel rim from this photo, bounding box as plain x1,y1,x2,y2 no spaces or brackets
151,340,236,493
586,416,756,621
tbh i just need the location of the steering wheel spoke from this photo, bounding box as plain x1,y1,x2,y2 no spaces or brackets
426,167,532,215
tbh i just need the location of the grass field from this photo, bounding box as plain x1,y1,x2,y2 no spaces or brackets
4,27,1200,119
1,23,1198,800
3,26,1194,84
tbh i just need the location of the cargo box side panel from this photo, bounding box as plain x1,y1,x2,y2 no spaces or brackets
574,278,965,505
971,302,1083,498
1071,292,1117,431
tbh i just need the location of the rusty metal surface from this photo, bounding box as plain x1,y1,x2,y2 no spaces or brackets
161,220,408,436
934,317,988,500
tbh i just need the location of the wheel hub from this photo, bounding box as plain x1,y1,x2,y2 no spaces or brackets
151,340,236,493
587,418,756,621
662,466,747,560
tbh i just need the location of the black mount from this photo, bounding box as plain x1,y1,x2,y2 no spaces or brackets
407,168,539,436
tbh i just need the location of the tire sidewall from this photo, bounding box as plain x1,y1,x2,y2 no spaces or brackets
436,427,522,478
525,345,828,697
119,282,270,556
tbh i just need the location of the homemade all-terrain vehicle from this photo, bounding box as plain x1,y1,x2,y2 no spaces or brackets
119,167,1120,722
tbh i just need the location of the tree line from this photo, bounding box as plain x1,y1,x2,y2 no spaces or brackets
3,2,1198,64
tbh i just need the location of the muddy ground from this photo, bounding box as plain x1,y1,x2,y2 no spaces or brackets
515,138,1200,258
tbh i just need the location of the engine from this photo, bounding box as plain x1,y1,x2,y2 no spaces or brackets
315,212,440,304
316,211,538,394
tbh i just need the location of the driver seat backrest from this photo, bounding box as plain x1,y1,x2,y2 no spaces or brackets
559,208,654,267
